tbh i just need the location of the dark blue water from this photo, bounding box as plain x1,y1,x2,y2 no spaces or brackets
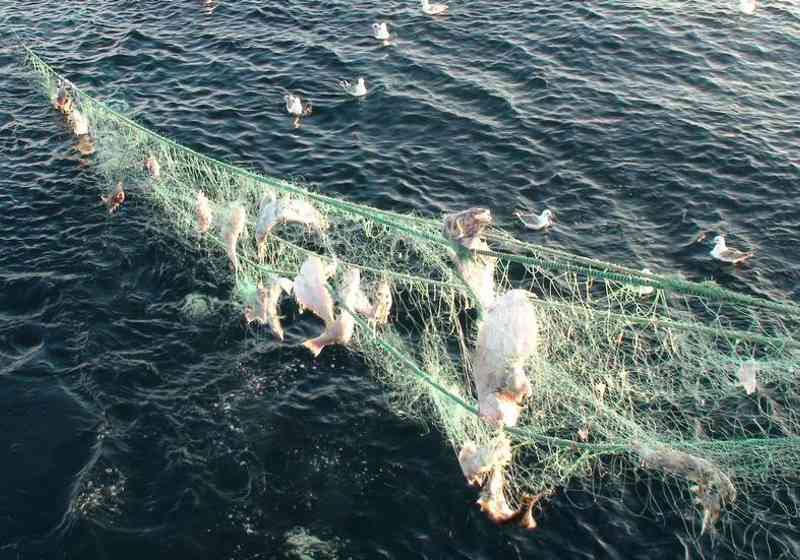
2,1,800,558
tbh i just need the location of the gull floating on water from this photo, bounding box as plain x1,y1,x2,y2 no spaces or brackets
372,22,390,42
710,235,753,264
421,0,448,15
284,93,312,128
515,209,555,231
739,0,756,15
339,77,367,97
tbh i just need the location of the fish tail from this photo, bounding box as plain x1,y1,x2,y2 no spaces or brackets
302,335,328,357
269,319,285,341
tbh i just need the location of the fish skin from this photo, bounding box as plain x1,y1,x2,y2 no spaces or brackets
293,256,336,327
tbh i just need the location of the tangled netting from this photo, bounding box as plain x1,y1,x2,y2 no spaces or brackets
24,46,800,557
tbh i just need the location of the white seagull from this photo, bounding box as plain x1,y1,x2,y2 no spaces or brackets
421,0,448,15
515,209,555,231
710,235,753,264
372,22,390,42
739,0,756,15
284,93,312,128
339,77,367,97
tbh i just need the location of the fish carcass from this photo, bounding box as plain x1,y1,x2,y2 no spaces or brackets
472,289,538,427
302,267,368,357
244,277,294,340
293,256,337,327
223,205,247,273
255,191,326,261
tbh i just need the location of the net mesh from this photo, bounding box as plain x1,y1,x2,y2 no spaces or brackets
23,46,800,557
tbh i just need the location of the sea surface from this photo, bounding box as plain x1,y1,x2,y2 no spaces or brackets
2,0,800,558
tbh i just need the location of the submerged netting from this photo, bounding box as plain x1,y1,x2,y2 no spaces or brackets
23,46,800,557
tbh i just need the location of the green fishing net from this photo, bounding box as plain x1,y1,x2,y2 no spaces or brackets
23,46,800,557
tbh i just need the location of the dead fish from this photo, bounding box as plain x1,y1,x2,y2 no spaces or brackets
196,191,212,234
293,256,336,327
458,435,512,486
365,280,392,326
472,290,538,427
735,361,758,395
222,205,246,273
476,468,546,529
477,467,515,523
255,192,280,260
255,191,326,261
634,443,735,535
244,277,294,340
71,109,89,137
443,207,493,247
76,135,95,156
54,80,73,114
302,268,364,357
100,182,125,214
456,237,496,310
144,155,161,179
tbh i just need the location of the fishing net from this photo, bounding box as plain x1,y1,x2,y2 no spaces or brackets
22,46,800,557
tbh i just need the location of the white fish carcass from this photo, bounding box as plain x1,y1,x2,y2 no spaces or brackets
71,109,89,136
456,238,496,310
442,207,492,248
196,191,212,234
222,205,246,273
144,155,161,179
472,290,538,427
302,268,366,357
736,362,758,395
458,435,512,486
365,280,392,326
255,192,326,261
293,256,337,327
244,277,294,340
634,443,735,535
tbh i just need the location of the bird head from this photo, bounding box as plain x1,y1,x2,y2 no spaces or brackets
713,235,724,245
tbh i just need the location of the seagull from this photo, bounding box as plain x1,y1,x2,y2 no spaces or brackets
739,0,756,15
372,22,390,42
284,93,312,128
421,0,448,15
710,235,753,264
339,77,367,97
515,209,555,231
